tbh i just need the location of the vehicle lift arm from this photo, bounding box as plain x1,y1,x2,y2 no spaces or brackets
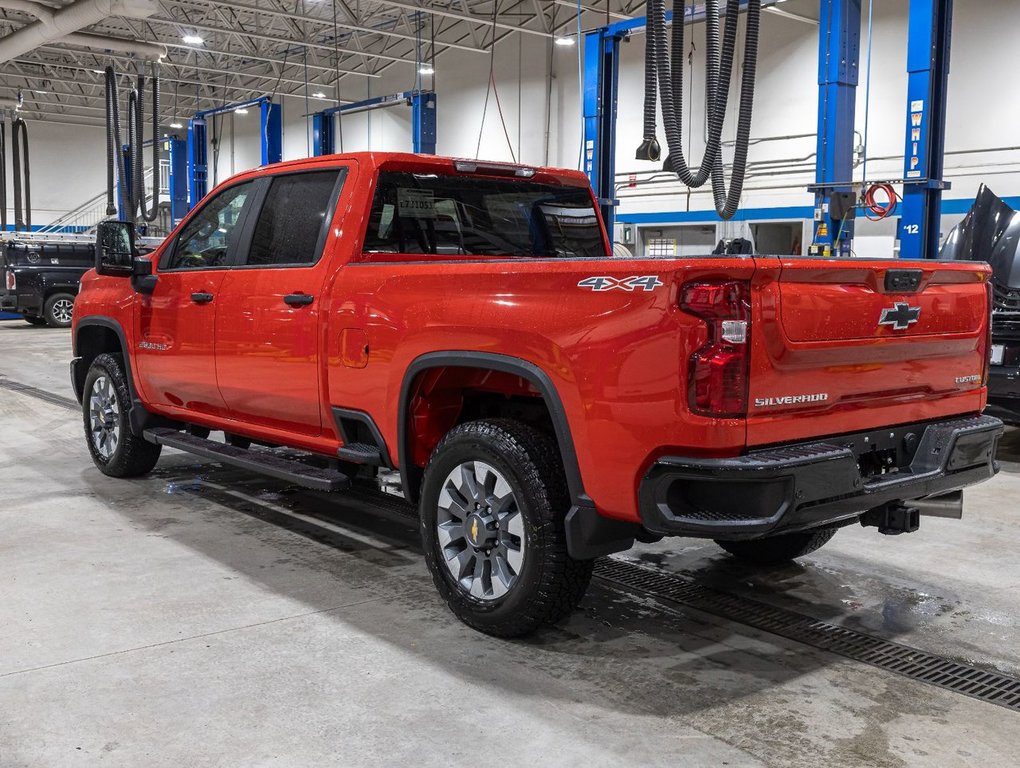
311,90,437,156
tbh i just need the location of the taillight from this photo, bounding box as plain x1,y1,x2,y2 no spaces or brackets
4,270,14,291
681,280,750,417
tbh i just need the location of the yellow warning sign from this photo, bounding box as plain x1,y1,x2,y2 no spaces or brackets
817,222,828,237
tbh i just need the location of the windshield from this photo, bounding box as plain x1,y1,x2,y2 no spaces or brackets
363,171,607,259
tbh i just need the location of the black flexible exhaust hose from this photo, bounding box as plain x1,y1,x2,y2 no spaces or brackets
129,85,139,217
638,0,762,219
11,118,30,231
711,0,760,218
0,120,6,232
105,65,160,222
134,66,160,223
105,67,129,217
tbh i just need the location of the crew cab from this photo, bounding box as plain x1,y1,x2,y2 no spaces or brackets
71,153,1003,637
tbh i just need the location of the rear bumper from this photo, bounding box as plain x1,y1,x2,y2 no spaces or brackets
639,414,1003,540
0,290,17,312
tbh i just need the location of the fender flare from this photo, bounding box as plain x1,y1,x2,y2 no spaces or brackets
397,351,588,507
74,316,149,435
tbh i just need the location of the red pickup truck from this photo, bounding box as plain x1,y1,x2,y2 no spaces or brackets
72,152,1003,637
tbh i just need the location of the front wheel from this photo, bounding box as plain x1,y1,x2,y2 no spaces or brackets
420,419,593,638
82,353,162,478
715,526,839,565
43,292,75,328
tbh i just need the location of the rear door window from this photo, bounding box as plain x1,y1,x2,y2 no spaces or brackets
362,171,606,259
244,169,344,267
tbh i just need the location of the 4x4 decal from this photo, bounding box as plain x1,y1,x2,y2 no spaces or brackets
578,275,664,292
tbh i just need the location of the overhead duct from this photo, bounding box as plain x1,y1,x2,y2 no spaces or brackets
62,32,165,59
0,0,54,22
0,0,158,64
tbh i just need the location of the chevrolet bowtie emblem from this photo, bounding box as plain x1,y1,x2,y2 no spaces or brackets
470,518,479,543
878,302,921,331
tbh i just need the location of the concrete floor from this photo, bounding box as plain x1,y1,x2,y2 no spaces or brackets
1,320,1018,768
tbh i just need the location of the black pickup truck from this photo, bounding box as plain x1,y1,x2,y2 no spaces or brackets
0,239,94,327
942,185,1020,424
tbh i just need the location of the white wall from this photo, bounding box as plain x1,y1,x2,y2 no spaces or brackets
10,0,1020,231
2,120,108,227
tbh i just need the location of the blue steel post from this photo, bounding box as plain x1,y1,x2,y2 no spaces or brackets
411,92,437,154
899,0,952,260
187,117,208,208
312,112,334,156
812,0,861,257
583,27,622,234
164,137,188,226
260,100,283,166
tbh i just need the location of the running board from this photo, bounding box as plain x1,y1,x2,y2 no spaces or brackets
143,428,351,492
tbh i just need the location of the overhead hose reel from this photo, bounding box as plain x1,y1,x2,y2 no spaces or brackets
105,63,161,223
637,0,762,220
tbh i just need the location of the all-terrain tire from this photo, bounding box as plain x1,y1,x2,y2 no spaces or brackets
82,353,162,478
43,292,76,328
420,419,594,638
715,526,839,565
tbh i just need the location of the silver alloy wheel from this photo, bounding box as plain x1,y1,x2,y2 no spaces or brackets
51,298,74,324
436,461,526,600
89,375,120,459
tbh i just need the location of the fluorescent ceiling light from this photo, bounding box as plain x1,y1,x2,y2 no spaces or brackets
311,91,326,98
169,121,183,128
182,35,204,45
554,36,575,46
234,108,248,114
92,69,105,74
418,65,435,75
34,89,48,94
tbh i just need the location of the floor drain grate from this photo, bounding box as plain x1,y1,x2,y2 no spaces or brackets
595,557,1020,712
0,377,79,412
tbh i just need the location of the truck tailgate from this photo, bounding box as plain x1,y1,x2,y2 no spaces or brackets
746,258,992,447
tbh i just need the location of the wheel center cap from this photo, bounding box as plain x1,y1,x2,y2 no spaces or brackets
466,513,495,548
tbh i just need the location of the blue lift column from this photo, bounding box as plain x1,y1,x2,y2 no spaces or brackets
898,0,953,260
259,100,283,166
186,117,208,211
410,91,437,155
312,112,335,157
164,136,188,226
582,27,624,234
811,0,861,258
188,97,282,208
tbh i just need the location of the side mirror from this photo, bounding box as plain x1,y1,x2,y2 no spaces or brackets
95,220,136,277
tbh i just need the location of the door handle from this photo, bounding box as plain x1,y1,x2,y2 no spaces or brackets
284,293,314,306
191,292,214,304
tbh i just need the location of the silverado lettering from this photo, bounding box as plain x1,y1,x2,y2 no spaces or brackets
754,393,830,407
70,152,1003,637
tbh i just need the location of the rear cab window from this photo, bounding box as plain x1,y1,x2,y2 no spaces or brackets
361,168,608,260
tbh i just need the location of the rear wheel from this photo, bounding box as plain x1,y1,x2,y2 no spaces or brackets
420,419,593,638
715,526,839,565
43,292,75,328
83,353,162,478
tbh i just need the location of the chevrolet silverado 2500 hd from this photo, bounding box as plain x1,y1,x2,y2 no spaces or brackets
71,153,1003,637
